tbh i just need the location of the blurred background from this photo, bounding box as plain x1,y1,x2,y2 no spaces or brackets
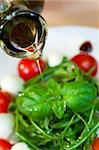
41,0,99,28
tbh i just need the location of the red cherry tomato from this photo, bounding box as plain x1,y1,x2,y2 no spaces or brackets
18,58,46,81
0,91,12,113
91,137,99,150
0,139,12,150
71,53,98,76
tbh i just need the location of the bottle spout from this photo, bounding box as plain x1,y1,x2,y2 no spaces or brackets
27,50,42,60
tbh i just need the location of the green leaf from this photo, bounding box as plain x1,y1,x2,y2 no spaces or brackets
52,99,66,119
62,81,97,112
47,79,61,96
16,95,50,121
23,84,47,100
94,97,99,111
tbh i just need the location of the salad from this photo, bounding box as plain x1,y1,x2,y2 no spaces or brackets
0,41,99,150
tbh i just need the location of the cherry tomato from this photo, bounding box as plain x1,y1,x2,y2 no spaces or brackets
0,91,12,113
0,139,12,150
91,137,99,150
18,58,46,81
71,53,98,76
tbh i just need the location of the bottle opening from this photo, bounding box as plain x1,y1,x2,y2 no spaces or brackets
11,22,35,48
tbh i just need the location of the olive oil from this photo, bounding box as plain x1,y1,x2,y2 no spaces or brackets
0,0,47,79
0,11,47,59
0,0,47,60
26,45,44,80
36,59,44,80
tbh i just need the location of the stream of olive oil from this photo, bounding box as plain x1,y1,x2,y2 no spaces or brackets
26,45,44,81
36,59,44,81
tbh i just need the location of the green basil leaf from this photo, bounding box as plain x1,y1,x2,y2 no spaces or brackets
23,84,46,99
47,79,61,96
17,96,50,121
52,99,66,119
62,81,97,112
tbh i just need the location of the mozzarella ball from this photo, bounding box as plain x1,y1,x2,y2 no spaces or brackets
11,142,30,150
45,52,62,67
0,74,24,95
0,113,14,140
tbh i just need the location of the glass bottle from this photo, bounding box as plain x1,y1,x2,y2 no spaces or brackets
0,0,48,59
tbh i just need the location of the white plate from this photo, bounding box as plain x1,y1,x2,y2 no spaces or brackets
0,26,99,80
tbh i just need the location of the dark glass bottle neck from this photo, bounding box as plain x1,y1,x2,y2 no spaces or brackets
12,0,44,13
0,0,44,25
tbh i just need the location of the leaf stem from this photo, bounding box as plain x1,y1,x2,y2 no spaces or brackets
65,122,99,150
61,114,76,139
16,132,40,150
80,106,95,137
75,112,89,132
15,110,19,131
88,105,95,125
19,114,29,128
29,118,57,140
